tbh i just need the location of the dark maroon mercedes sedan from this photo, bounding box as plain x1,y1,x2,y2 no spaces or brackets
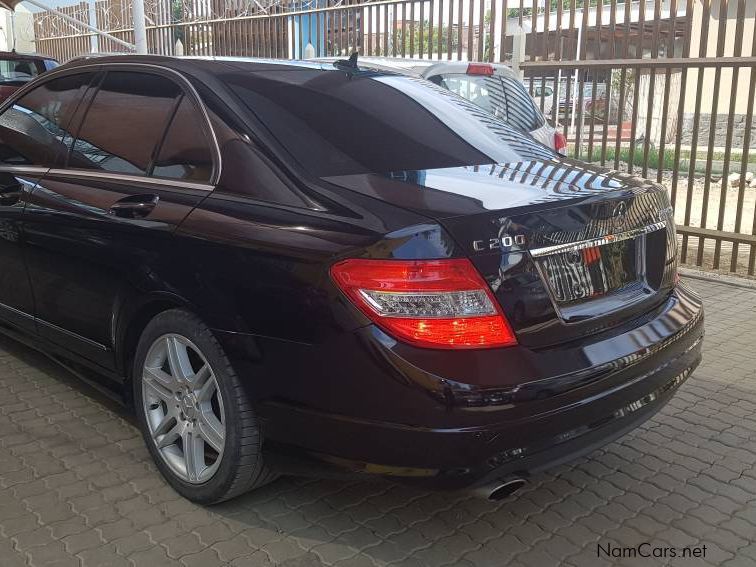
0,55,703,504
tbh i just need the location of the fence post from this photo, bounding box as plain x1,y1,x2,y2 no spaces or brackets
511,26,526,80
87,0,97,53
133,0,148,54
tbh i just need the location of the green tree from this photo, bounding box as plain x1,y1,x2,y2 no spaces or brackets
400,21,457,56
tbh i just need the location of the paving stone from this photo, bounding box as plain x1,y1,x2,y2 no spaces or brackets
162,532,206,559
179,547,225,567
111,531,154,556
129,544,182,566
0,277,753,567
213,534,256,562
61,529,105,554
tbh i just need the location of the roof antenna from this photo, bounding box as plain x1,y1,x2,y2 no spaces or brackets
334,51,359,72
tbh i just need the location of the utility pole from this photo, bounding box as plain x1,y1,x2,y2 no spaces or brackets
132,0,148,54
87,0,98,53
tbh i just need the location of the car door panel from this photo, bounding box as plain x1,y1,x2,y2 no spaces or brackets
0,167,45,333
23,172,209,369
0,71,95,335
21,69,216,373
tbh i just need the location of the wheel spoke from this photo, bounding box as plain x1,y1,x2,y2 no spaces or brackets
197,411,225,453
182,429,204,481
155,421,181,449
189,363,212,390
143,368,175,403
152,413,176,436
166,336,193,383
195,371,216,402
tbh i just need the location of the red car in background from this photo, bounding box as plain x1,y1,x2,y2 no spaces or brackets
0,52,58,102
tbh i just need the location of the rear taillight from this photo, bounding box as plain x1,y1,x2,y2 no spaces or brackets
466,63,494,76
554,131,567,155
330,258,517,349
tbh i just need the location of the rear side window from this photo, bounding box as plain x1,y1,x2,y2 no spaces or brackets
0,72,92,167
435,73,545,133
70,71,180,175
500,76,546,132
152,96,213,182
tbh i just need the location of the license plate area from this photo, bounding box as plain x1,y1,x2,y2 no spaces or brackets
531,224,668,322
537,238,641,304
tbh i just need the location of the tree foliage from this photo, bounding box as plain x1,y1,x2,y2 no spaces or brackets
394,21,458,56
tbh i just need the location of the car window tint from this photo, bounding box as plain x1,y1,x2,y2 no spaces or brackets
227,69,552,177
500,76,546,132
152,96,213,182
437,73,545,133
70,71,180,175
192,83,315,207
0,72,92,167
437,74,503,118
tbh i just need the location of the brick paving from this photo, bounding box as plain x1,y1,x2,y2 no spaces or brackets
1,277,755,567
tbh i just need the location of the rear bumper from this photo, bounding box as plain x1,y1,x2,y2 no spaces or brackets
253,283,704,489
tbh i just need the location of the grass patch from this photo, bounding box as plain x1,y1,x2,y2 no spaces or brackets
577,146,756,172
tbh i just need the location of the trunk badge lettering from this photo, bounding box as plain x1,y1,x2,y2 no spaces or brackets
472,234,527,251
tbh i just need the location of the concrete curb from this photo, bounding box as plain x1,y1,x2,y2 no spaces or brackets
680,266,756,290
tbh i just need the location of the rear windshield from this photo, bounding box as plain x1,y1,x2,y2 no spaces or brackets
226,68,553,177
432,73,546,133
0,58,40,85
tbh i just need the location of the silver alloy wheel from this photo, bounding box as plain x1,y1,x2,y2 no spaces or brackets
142,333,226,483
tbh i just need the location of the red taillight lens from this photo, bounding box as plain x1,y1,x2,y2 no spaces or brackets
554,131,567,155
330,259,517,349
466,63,495,76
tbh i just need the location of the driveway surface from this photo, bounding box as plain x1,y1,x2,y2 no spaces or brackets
1,277,755,567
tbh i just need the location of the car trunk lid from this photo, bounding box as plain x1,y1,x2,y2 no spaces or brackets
324,158,678,348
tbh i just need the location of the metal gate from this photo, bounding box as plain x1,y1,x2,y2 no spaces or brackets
30,0,756,276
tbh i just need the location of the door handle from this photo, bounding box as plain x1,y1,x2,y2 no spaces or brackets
108,194,159,219
0,183,23,206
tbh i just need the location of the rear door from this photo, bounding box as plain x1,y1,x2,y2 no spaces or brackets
23,68,215,369
0,72,93,333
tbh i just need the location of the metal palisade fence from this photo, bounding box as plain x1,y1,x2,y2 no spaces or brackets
30,0,756,276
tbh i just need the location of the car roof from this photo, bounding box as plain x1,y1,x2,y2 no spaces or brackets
57,54,380,81
57,54,521,85
310,56,519,79
0,51,57,62
62,54,330,70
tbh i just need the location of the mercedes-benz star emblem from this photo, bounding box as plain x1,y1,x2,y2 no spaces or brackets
612,201,628,231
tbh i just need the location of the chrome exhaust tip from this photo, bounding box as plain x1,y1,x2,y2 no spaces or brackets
473,477,528,501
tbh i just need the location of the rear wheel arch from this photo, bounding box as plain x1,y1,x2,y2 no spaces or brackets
116,294,264,405
117,294,191,402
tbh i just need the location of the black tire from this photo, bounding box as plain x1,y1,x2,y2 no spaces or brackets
132,308,276,504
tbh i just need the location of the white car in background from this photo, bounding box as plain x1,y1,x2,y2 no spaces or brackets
312,57,566,155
